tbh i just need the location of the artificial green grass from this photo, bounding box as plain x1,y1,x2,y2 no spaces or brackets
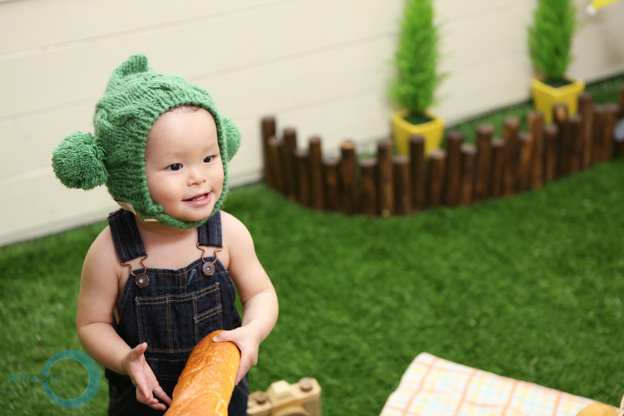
2,158,623,415
236,160,624,414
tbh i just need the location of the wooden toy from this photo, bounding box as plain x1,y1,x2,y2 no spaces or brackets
248,378,321,416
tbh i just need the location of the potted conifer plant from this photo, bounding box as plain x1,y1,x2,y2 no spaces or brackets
528,0,585,123
389,0,446,156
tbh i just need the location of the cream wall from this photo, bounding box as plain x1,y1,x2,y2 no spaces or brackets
1,0,624,246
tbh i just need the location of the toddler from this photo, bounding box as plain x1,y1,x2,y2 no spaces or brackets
52,54,278,415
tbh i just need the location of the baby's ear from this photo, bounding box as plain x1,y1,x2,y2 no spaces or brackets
52,132,107,190
221,116,241,162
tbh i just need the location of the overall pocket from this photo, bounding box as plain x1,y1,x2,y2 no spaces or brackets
135,283,223,354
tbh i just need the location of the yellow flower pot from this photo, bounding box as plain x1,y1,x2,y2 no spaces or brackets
391,110,445,156
531,77,585,124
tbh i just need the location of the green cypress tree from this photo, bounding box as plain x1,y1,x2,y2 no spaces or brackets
388,0,446,120
528,0,577,84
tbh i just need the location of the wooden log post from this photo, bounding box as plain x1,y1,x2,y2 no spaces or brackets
340,140,358,215
459,144,476,206
293,148,311,206
473,124,493,203
616,100,624,157
567,115,582,175
267,136,285,194
261,117,277,186
489,139,505,198
428,150,446,209
620,85,624,118
502,117,519,196
543,124,559,181
612,105,621,156
283,127,298,201
409,135,426,212
616,104,624,158
603,104,619,162
617,131,624,159
308,136,324,210
592,105,606,165
393,155,411,215
578,93,594,170
553,104,569,177
322,156,341,212
359,158,378,216
265,135,277,190
377,139,394,217
444,130,463,206
517,132,532,192
528,111,544,189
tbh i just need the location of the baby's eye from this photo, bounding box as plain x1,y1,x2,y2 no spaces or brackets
167,163,183,171
203,156,214,163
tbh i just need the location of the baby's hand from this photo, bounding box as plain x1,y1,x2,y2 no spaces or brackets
122,342,172,411
213,327,261,385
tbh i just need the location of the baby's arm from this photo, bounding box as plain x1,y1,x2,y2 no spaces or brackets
76,228,171,410
214,212,279,384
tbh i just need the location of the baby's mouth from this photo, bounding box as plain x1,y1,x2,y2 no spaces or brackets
184,193,209,202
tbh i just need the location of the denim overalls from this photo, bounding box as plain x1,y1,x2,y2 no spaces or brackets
105,209,248,415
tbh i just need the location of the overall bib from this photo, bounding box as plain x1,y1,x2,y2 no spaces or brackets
105,209,248,415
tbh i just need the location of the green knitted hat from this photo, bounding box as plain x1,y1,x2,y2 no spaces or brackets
52,53,241,229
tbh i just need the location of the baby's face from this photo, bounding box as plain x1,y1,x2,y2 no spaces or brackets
144,107,224,223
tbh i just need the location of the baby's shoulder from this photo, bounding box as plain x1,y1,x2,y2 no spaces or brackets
219,211,253,245
83,225,120,269
219,210,244,228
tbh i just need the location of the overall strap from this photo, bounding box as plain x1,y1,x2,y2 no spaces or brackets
198,210,223,247
107,209,147,263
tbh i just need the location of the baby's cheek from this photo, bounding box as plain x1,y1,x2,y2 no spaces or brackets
214,168,225,189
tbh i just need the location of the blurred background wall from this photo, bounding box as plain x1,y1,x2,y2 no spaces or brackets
1,0,623,246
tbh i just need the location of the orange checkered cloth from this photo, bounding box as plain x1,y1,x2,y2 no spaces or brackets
380,353,598,416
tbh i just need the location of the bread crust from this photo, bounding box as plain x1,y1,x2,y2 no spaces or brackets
576,403,618,416
165,330,240,416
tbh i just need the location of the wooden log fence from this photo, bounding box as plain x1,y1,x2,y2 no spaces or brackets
261,90,623,217
428,150,446,209
378,139,395,217
409,136,426,212
322,156,340,212
473,124,493,203
359,158,377,216
489,139,505,199
528,111,544,189
444,130,463,207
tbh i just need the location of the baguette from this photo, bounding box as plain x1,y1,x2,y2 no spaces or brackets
165,330,240,416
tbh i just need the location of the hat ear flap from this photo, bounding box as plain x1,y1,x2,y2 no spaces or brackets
52,132,107,190
221,116,241,161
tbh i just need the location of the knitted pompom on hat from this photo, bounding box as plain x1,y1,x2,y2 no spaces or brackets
52,132,107,190
52,53,241,229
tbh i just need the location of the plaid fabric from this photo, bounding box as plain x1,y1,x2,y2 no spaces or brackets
380,353,599,416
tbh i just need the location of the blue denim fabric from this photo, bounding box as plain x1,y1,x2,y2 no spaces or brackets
105,209,248,415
